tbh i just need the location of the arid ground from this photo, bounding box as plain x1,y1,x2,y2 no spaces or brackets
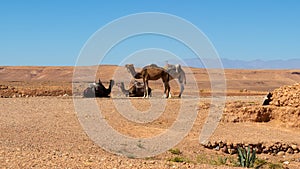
1,66,300,168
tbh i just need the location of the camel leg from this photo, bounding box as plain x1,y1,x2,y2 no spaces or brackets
143,78,149,98
179,82,184,98
145,81,149,98
162,82,167,98
163,82,170,98
167,83,170,98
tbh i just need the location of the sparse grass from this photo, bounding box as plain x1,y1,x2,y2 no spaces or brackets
145,156,156,160
137,140,145,149
168,148,181,155
137,143,144,149
254,158,268,168
196,154,228,166
209,156,228,166
168,156,190,163
196,154,208,164
268,162,283,169
217,156,228,165
248,101,256,105
126,154,136,159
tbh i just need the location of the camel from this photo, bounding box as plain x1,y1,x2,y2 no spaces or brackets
116,81,152,97
164,63,186,97
125,64,170,98
262,92,273,105
83,79,114,98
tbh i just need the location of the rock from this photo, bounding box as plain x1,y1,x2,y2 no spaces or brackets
287,148,294,154
283,161,289,165
221,146,228,154
277,151,285,156
214,146,220,151
228,148,237,155
291,144,298,150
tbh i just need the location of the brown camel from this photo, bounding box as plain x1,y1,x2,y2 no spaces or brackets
116,81,152,97
83,79,114,98
125,64,170,98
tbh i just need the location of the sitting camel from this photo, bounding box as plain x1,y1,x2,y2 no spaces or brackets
83,79,114,98
117,81,152,97
125,64,170,98
262,92,273,105
164,63,186,97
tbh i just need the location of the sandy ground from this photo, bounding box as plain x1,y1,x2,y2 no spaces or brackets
1,66,300,168
1,96,299,169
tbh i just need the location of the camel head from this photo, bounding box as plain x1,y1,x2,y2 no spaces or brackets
175,64,181,73
109,80,115,87
125,64,135,73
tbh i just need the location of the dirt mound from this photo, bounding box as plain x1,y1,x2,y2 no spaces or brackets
270,83,300,107
222,83,300,128
0,84,72,98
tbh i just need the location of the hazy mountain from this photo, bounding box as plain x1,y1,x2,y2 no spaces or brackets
182,58,300,69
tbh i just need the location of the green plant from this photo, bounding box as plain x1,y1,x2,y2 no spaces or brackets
196,154,208,164
126,154,136,159
254,158,268,168
209,156,228,166
168,156,189,163
216,156,228,165
168,148,181,155
137,143,144,149
237,146,256,168
268,163,283,169
197,154,228,166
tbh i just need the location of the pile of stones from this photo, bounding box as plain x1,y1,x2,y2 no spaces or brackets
202,141,299,156
270,83,300,107
222,83,300,127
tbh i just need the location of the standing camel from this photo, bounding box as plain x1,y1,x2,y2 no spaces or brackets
164,64,186,97
125,64,170,98
116,81,152,97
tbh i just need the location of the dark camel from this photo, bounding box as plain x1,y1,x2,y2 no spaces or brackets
262,92,273,105
125,64,170,98
117,81,152,97
83,79,114,98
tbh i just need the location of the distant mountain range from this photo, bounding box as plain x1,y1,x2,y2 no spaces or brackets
181,58,300,69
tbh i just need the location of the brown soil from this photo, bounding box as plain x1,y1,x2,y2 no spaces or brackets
1,66,300,168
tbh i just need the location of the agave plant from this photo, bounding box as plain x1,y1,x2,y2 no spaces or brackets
237,145,256,168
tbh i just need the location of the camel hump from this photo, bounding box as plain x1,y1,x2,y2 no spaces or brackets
149,64,158,67
143,64,159,70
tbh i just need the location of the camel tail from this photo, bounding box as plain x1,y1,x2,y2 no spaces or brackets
134,73,143,79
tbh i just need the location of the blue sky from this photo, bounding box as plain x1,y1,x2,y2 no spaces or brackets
1,0,300,66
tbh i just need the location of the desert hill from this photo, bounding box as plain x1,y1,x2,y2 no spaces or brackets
0,65,300,97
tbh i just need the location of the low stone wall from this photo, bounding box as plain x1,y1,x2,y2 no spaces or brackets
202,141,299,156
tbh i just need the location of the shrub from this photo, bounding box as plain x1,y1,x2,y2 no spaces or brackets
237,146,256,168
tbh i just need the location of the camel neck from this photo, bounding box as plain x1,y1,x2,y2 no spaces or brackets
119,84,129,95
128,67,137,77
108,82,113,91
